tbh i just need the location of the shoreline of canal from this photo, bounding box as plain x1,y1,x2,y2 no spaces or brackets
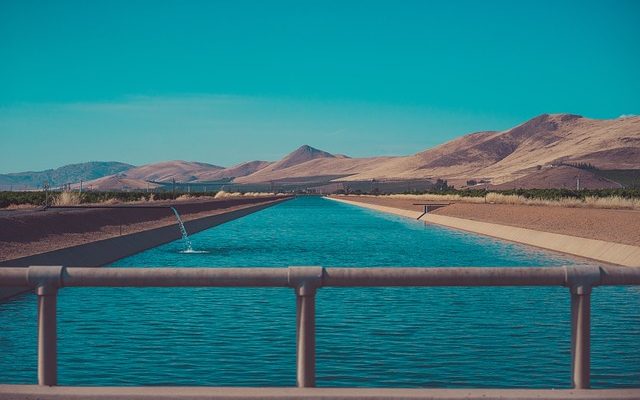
327,196,640,267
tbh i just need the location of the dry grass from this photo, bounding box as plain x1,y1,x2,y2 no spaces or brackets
5,203,39,210
358,193,640,210
214,190,237,199
98,198,121,205
214,190,278,199
52,191,82,206
580,196,640,210
245,192,282,197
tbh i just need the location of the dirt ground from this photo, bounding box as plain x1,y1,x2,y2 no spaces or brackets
333,196,640,247
0,197,285,262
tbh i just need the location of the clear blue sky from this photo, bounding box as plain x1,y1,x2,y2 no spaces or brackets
1,0,638,173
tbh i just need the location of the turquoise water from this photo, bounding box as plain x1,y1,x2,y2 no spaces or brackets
1,197,638,387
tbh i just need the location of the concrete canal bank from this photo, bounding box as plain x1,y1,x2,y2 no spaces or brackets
327,196,640,267
0,196,291,300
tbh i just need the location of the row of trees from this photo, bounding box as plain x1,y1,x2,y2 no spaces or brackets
335,187,640,200
0,191,216,208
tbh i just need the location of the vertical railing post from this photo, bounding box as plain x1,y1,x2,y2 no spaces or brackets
564,265,600,390
570,285,591,389
28,266,65,386
37,285,58,386
288,266,323,388
296,283,316,387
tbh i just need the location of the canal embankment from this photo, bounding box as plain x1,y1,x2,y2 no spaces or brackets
0,196,291,299
328,196,640,267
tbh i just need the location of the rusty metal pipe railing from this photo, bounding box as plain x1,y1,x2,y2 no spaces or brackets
4,265,640,288
323,267,571,286
0,268,30,286
62,267,291,287
1,265,640,389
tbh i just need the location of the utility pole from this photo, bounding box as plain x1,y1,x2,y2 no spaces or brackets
576,176,580,191
79,179,83,195
172,178,176,199
43,181,50,207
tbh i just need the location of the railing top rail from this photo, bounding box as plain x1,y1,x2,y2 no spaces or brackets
1,265,639,289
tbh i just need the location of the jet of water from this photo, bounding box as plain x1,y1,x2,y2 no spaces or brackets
170,207,194,253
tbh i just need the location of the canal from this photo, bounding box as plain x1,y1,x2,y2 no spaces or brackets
1,197,638,388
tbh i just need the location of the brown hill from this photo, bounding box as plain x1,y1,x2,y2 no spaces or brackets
340,114,640,184
0,161,134,189
271,145,336,170
234,145,390,184
77,160,225,190
475,114,640,182
196,160,273,181
123,160,224,182
72,175,161,191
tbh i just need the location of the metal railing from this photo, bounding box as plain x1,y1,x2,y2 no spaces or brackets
1,265,639,389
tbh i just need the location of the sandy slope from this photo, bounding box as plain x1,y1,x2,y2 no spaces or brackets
123,160,225,182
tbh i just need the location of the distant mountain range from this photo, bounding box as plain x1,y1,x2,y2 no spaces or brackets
2,114,639,190
0,161,134,189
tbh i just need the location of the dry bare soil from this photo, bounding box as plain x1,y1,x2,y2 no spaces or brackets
334,196,640,247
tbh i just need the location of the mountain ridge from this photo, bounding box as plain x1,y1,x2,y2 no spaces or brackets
332,113,640,184
0,161,134,188
3,114,639,190
271,145,336,170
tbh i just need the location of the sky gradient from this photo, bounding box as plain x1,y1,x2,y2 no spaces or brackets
1,0,639,173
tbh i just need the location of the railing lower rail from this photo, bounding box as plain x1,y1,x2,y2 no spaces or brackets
1,265,639,389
